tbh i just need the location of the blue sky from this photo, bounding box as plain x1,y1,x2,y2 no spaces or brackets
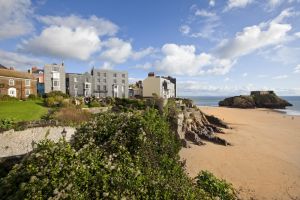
0,0,300,96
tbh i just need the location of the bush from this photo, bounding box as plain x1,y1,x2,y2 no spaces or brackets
0,119,15,132
44,91,68,98
0,95,18,101
44,96,65,107
89,100,100,107
27,94,37,100
195,170,237,200
53,107,92,125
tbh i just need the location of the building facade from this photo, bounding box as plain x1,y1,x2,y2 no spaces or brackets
0,68,37,99
66,73,92,97
44,63,66,94
129,80,143,98
143,72,176,98
91,69,128,98
31,67,45,95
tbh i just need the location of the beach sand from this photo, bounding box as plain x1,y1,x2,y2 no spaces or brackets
180,107,300,200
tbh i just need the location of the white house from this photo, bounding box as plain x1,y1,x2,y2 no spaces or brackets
142,72,176,98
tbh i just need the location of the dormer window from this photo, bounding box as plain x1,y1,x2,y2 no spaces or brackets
9,79,14,86
25,79,31,87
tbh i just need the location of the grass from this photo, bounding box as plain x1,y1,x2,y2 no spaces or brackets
0,100,48,122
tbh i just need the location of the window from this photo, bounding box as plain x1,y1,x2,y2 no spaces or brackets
25,89,31,97
53,80,60,87
113,73,117,77
122,74,125,78
122,80,125,84
97,78,100,82
104,73,106,77
8,88,16,97
25,79,31,86
9,79,14,86
85,83,90,89
103,79,106,83
52,72,60,79
74,84,78,89
97,72,100,76
113,79,117,84
97,85,101,91
103,85,107,91
74,77,77,82
53,67,59,72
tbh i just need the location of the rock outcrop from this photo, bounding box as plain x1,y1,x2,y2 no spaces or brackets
219,91,292,109
173,100,231,147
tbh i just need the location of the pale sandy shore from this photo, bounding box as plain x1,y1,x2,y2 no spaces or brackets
180,107,300,200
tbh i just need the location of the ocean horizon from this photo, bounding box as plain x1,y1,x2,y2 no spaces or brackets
181,96,300,116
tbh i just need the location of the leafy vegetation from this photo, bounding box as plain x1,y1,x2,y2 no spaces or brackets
0,99,237,199
196,171,237,200
0,119,15,132
0,100,48,122
0,94,18,101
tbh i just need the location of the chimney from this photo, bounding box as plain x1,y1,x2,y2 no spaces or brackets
148,72,155,77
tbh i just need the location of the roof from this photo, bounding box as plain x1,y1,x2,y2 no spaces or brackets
0,69,36,79
0,64,7,69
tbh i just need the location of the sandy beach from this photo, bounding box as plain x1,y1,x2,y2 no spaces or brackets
180,107,300,200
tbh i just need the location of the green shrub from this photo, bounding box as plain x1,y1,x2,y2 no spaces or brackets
44,91,69,98
0,118,15,132
27,94,37,100
44,96,64,107
89,100,100,107
196,170,237,200
0,95,18,101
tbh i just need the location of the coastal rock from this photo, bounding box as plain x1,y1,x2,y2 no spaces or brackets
219,91,292,109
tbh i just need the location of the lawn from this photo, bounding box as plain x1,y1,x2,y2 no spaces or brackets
0,101,48,122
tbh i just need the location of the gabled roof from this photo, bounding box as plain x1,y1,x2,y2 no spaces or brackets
0,69,36,79
0,64,7,69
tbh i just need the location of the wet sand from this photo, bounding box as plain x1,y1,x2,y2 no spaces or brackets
180,107,300,199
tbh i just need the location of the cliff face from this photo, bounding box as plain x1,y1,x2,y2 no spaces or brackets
219,92,292,109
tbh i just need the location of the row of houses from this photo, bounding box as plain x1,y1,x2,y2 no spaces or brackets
0,63,176,99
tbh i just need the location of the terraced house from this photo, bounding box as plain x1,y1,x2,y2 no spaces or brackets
0,68,37,99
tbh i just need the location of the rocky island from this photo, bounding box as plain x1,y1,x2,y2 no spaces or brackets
219,91,293,109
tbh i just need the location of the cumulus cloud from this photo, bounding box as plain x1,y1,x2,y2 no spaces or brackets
100,38,155,65
209,0,216,6
132,62,152,70
217,8,294,59
294,64,300,73
37,15,119,36
225,0,253,11
0,49,42,69
155,44,234,76
0,0,33,39
21,26,101,60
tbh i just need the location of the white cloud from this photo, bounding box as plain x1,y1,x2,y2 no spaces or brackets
242,73,248,77
294,32,300,38
37,15,119,36
272,75,288,79
294,64,300,73
195,10,216,17
0,49,42,69
260,46,300,65
131,47,156,60
155,44,234,76
0,0,33,39
132,62,152,70
100,38,155,65
267,0,283,9
225,0,253,11
21,26,101,60
209,0,216,6
217,8,293,59
179,25,191,35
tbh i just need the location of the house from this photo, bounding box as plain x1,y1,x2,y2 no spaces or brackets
91,68,128,98
66,72,92,97
30,67,45,95
0,68,37,99
44,63,66,94
143,72,176,98
129,80,143,98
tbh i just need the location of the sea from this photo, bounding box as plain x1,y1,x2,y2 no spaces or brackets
181,96,300,116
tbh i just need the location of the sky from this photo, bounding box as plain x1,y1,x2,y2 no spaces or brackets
0,0,300,96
